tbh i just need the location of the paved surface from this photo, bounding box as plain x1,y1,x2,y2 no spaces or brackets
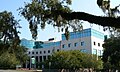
0,70,31,72
0,70,42,72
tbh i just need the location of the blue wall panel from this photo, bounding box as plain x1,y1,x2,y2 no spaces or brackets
62,28,104,40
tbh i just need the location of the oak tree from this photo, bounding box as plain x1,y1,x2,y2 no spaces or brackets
19,0,120,39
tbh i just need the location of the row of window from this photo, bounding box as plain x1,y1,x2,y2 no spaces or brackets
93,42,101,47
31,55,50,62
93,49,103,56
62,32,91,40
62,41,84,48
62,41,102,48
28,49,59,54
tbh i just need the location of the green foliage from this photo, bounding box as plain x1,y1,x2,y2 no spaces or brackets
0,51,19,69
0,11,21,47
97,0,120,35
19,0,83,40
0,11,28,68
97,0,120,17
81,54,102,69
102,37,120,69
0,44,29,69
19,0,120,40
13,45,29,64
43,50,103,69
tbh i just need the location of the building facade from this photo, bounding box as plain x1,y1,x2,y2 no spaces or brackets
21,28,105,68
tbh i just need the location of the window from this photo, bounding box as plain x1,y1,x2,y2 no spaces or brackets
48,50,50,53
32,52,34,54
28,52,30,54
44,51,46,54
62,44,65,48
43,56,46,61
48,55,50,59
74,42,77,47
93,49,97,55
81,41,84,46
36,56,38,62
94,42,96,45
80,49,86,53
40,51,42,54
39,56,42,62
57,49,59,52
98,43,100,46
68,43,71,47
98,50,101,56
36,52,38,54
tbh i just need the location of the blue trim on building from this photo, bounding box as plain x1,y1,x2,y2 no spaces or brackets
41,41,60,48
20,39,35,48
21,28,104,49
62,28,104,40
21,39,61,49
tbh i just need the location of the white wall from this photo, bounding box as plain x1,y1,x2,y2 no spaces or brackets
91,36,104,56
61,37,92,53
27,36,104,63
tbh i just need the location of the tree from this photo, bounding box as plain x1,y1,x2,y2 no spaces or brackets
0,11,28,68
0,11,21,48
102,36,120,70
0,41,29,69
13,45,29,65
0,44,29,68
19,0,120,39
0,51,19,69
43,50,102,69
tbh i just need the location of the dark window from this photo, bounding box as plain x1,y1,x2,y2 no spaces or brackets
36,52,38,54
48,50,50,53
44,51,46,54
81,41,84,46
40,51,42,54
43,56,46,61
39,56,42,62
74,43,77,47
57,49,59,52
104,35,107,41
48,55,50,59
62,44,65,48
68,43,71,47
98,43,100,46
94,42,96,45
36,56,38,62
32,52,34,54
28,52,30,54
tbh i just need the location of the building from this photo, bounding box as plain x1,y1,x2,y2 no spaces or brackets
20,38,35,49
21,28,105,68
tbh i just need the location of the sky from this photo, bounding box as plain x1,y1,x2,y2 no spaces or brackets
0,0,120,41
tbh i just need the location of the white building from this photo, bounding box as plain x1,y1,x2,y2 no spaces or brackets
21,28,105,68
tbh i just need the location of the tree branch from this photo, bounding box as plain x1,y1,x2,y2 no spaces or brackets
52,11,120,28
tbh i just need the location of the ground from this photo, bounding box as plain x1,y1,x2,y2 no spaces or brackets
0,70,42,72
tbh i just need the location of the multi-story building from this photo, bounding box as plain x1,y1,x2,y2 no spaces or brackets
21,28,105,68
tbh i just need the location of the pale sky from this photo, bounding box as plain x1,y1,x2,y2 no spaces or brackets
0,0,120,41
